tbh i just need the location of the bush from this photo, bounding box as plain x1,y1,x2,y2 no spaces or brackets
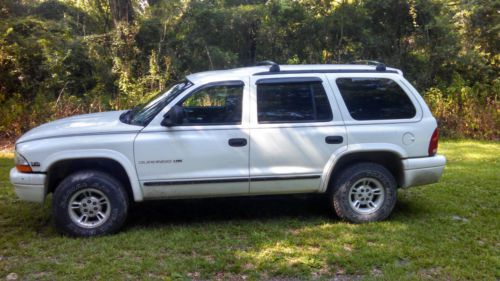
425,77,499,140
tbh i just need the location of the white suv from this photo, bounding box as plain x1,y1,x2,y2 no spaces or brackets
10,62,446,236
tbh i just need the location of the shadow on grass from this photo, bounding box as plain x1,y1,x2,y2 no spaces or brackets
3,192,429,236
124,191,428,229
120,194,435,278
126,194,333,228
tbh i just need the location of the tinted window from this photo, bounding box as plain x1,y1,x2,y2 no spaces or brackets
257,82,333,123
179,84,243,125
336,78,416,120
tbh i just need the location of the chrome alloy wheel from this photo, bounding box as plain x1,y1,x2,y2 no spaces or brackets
68,188,111,228
348,178,385,214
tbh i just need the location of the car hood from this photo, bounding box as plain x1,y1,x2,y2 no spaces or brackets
16,110,142,144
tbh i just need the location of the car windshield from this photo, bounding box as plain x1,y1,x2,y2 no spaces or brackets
122,81,193,126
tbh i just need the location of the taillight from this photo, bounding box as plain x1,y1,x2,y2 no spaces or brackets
428,128,439,156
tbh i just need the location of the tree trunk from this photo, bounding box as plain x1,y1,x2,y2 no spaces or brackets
109,0,134,25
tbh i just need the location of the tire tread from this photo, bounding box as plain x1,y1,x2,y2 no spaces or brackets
52,170,129,237
330,162,397,223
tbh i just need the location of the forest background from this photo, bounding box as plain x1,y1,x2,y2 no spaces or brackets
0,0,498,141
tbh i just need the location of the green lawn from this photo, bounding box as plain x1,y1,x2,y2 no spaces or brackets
0,140,499,280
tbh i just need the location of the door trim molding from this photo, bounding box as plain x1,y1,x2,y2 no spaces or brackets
143,174,321,187
143,177,248,186
249,175,321,182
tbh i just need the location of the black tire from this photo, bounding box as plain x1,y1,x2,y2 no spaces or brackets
329,163,397,223
52,170,129,237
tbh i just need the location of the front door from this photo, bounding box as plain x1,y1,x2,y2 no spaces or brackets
134,80,250,199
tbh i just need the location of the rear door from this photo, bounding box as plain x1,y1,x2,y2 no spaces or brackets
248,74,347,194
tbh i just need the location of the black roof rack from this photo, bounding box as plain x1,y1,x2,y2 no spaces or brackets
253,68,398,76
256,60,280,72
250,60,394,76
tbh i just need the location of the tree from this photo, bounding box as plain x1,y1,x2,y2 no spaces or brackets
109,0,134,25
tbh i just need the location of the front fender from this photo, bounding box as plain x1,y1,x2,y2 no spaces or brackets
43,149,143,201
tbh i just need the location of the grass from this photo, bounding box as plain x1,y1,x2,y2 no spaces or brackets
0,140,499,280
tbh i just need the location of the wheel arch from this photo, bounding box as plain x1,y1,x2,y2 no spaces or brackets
44,150,143,201
320,146,406,192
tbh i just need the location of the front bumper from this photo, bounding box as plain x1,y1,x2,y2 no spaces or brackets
401,155,446,188
9,168,47,203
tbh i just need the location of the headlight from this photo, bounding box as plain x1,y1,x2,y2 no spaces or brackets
14,150,32,173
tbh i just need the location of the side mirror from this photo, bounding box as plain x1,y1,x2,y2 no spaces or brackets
161,105,184,127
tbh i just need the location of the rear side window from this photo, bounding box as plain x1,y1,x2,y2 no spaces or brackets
336,78,416,120
257,81,333,123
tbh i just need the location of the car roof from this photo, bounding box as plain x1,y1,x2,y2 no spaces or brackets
186,64,403,84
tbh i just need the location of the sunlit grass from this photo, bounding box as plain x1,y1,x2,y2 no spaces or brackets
0,151,13,158
0,140,498,280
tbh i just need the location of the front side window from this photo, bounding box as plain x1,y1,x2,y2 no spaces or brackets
257,81,333,123
127,81,192,126
178,83,244,125
336,78,416,120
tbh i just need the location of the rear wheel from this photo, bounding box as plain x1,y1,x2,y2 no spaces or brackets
53,170,129,237
330,163,397,223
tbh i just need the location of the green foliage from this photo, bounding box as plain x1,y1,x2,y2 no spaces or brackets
0,14,97,137
0,0,498,140
425,75,499,139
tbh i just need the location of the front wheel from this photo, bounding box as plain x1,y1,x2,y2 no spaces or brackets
53,170,129,237
330,163,397,223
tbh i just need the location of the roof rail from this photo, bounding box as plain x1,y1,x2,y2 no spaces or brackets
349,60,382,66
350,60,387,72
256,60,280,72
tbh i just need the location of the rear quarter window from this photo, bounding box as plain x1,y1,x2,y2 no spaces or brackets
336,78,416,120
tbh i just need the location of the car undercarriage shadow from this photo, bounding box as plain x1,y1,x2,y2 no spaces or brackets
126,194,333,228
124,191,428,229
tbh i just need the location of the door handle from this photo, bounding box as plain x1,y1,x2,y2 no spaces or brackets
228,138,247,147
325,136,343,144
